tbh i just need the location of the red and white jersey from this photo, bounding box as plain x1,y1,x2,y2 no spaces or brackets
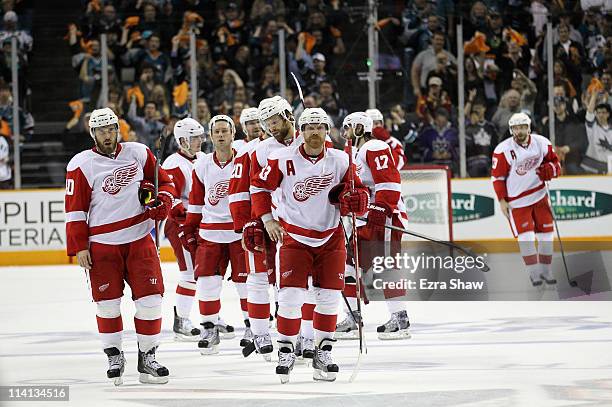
64,142,175,255
186,150,241,243
386,136,407,170
228,137,264,232
354,139,406,215
162,151,204,207
251,144,366,247
491,133,560,208
232,139,247,151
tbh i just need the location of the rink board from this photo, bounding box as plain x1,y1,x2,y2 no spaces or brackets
1,175,612,265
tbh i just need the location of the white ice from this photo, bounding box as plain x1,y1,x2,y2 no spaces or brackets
1,263,611,407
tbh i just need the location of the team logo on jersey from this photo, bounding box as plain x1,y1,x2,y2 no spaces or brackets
208,180,230,205
98,283,110,292
515,155,540,175
292,173,334,202
102,161,139,195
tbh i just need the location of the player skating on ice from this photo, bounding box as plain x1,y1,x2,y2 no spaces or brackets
250,107,369,383
491,112,561,286
162,118,204,341
336,112,412,340
179,115,248,354
229,106,276,358
65,107,173,385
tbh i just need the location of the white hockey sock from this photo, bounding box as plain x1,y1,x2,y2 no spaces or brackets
518,232,539,279
175,280,196,318
277,287,305,346
234,282,249,320
537,232,554,277
197,276,222,324
386,300,406,315
96,298,123,350
247,273,270,336
313,288,340,345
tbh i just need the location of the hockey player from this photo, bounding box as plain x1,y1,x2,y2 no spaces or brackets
250,107,369,383
491,112,561,286
232,107,263,151
228,105,275,359
179,115,249,354
241,95,319,362
65,107,173,385
365,108,407,170
336,112,412,340
161,118,204,341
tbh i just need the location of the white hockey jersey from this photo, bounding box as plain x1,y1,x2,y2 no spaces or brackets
251,144,367,247
491,134,560,208
185,150,241,243
162,151,204,207
64,142,175,255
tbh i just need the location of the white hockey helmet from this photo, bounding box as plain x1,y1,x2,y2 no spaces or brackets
343,111,373,135
89,107,119,140
173,117,204,147
258,96,293,135
209,114,236,135
298,107,330,132
239,107,260,133
365,108,384,122
508,112,531,135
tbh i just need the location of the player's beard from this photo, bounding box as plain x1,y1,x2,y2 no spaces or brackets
304,133,324,153
513,130,529,145
96,136,117,155
276,120,294,145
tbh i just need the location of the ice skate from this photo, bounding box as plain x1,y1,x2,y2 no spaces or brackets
377,310,411,340
173,306,201,342
240,319,254,347
540,270,557,285
103,347,125,386
335,310,361,340
137,346,169,384
312,338,339,382
198,322,220,355
217,318,235,339
242,333,273,361
276,341,296,384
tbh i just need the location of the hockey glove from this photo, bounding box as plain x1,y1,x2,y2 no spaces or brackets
339,188,369,216
178,223,197,255
170,200,187,224
536,162,556,181
145,192,172,221
328,182,348,205
243,219,265,252
366,202,392,232
138,180,155,205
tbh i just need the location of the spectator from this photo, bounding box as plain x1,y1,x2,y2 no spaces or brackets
553,23,586,98
250,0,285,25
305,52,330,93
491,89,522,138
464,92,498,177
137,3,160,34
0,133,10,189
463,1,488,41
123,33,169,84
317,79,346,128
0,11,32,61
254,64,278,102
552,11,583,44
542,93,588,175
425,51,457,104
386,103,420,146
464,56,485,102
215,2,249,57
196,98,212,125
411,31,456,99
0,83,33,140
581,91,612,173
509,69,537,117
483,6,505,60
127,95,164,150
82,3,122,38
415,76,452,125
418,107,459,175
498,39,531,91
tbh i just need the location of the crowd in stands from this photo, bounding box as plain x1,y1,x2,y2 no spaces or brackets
0,0,34,188
7,0,612,189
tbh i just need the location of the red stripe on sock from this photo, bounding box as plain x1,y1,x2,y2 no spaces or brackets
301,303,315,321
277,315,301,336
240,298,248,312
133,318,161,335
523,254,538,265
96,315,123,334
176,285,196,296
248,302,270,319
539,254,552,264
313,312,337,333
383,288,406,299
199,299,221,316
343,283,356,298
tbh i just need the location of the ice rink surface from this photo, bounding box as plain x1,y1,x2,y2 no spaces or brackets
1,263,611,407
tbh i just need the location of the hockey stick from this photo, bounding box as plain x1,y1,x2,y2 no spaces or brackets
153,128,169,250
347,137,366,383
545,182,576,287
356,217,491,273
290,72,305,109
